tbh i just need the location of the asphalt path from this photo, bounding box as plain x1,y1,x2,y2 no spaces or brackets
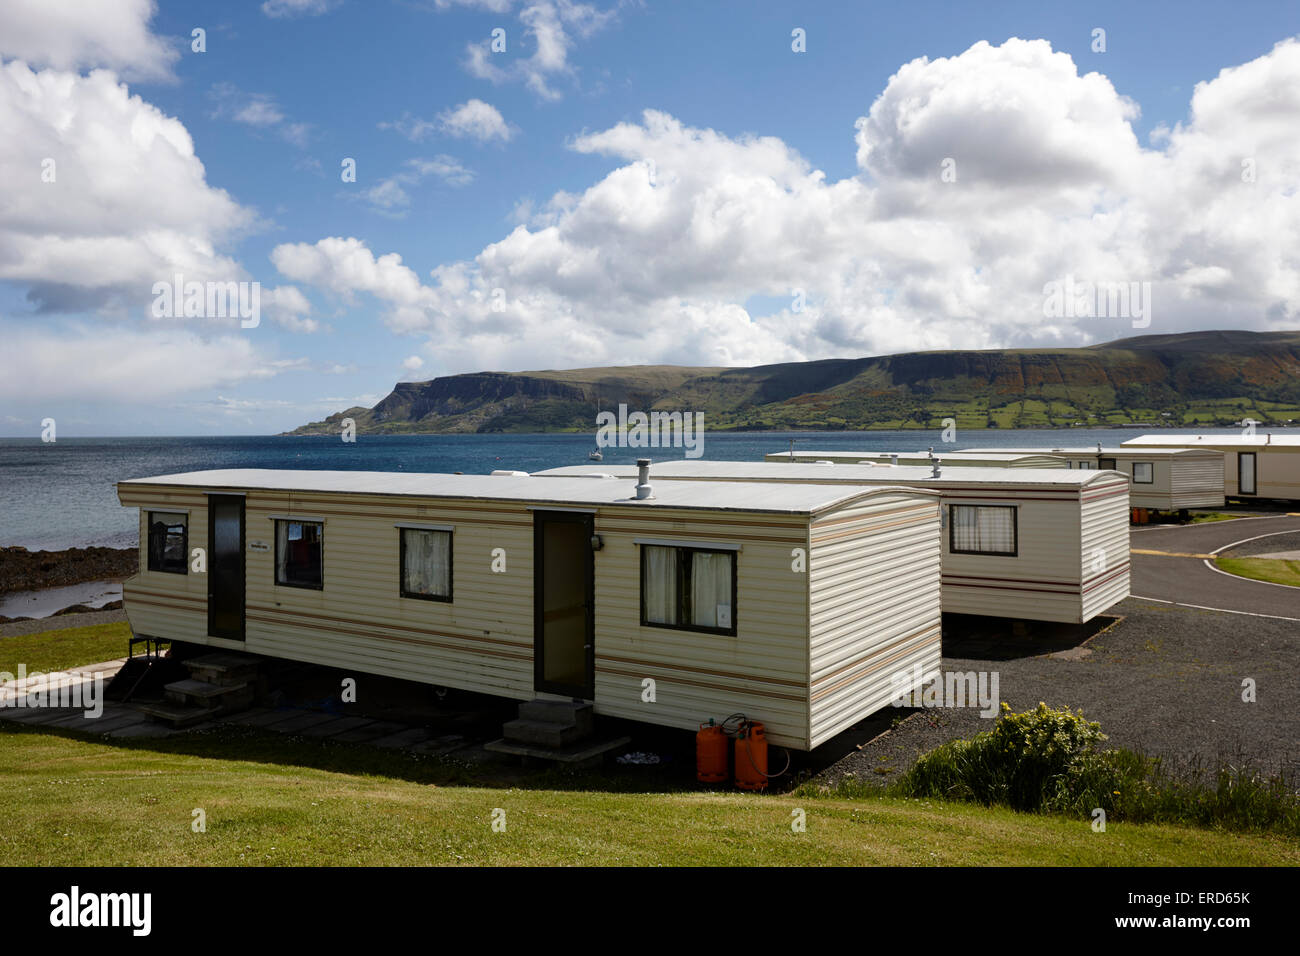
1129,514,1300,621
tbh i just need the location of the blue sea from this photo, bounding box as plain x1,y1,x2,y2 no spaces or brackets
0,428,1241,551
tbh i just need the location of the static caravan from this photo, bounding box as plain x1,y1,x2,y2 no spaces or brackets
954,446,1225,511
535,462,1130,624
764,450,1067,469
1121,434,1300,502
117,469,943,751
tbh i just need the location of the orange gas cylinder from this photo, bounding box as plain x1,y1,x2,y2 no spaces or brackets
734,721,768,791
696,720,729,784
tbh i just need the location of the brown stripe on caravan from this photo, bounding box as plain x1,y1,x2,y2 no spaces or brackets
244,611,532,661
809,624,942,703
244,603,531,650
1081,562,1130,592
595,664,808,703
594,651,807,688
939,577,1080,595
126,588,207,609
1080,485,1130,503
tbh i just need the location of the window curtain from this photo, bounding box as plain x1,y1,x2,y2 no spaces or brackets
642,546,677,624
690,551,732,628
953,506,1014,553
276,521,290,582
404,529,450,596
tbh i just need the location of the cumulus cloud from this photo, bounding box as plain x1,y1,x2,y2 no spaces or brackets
273,37,1300,374
381,99,511,143
0,62,255,314
0,0,177,82
439,99,513,142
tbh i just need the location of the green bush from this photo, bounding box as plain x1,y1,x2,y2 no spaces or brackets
893,704,1300,835
899,702,1106,811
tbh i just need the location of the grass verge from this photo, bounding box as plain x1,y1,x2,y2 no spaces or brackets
1,724,1298,866
0,621,131,674
1214,557,1300,588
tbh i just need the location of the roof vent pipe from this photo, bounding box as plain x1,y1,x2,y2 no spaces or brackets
635,458,653,500
891,454,899,466
931,457,941,478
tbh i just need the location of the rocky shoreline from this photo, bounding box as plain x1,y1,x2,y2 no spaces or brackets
0,545,136,623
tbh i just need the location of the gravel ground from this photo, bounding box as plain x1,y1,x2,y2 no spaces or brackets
817,597,1300,789
1220,530,1300,558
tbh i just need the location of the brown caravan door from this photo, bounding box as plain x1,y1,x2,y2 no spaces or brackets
208,494,246,640
533,511,595,699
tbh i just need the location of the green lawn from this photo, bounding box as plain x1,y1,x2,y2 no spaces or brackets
0,621,131,674
1215,557,1300,588
1,725,1296,866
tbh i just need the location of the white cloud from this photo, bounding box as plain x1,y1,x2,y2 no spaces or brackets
209,83,311,146
261,0,342,19
382,99,513,144
457,0,616,100
263,285,320,333
0,62,254,314
402,355,425,370
273,37,1300,374
358,157,474,214
0,0,178,82
438,99,513,142
0,325,280,403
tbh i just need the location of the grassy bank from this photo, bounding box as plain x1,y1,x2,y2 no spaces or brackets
1,725,1296,866
1215,556,1300,588
0,621,130,674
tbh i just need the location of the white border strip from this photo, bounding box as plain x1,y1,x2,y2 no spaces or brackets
1129,594,1300,623
634,537,742,552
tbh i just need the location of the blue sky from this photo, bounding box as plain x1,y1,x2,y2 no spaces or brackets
1,0,1298,435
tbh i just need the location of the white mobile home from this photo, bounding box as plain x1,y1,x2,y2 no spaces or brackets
1121,433,1300,502
954,446,1225,512
764,450,1067,469
536,462,1130,625
117,469,942,751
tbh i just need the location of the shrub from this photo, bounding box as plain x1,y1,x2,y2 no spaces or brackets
898,702,1106,811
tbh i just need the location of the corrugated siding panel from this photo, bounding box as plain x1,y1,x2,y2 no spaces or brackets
808,494,942,747
1079,477,1132,621
592,509,812,750
937,488,1087,622
117,488,211,646
1166,455,1226,509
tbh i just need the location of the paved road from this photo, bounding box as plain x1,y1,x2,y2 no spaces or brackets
1129,515,1300,620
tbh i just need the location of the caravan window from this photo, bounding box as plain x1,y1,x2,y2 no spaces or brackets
275,520,323,589
640,544,736,635
147,512,188,574
1132,462,1154,484
400,528,452,601
949,505,1018,556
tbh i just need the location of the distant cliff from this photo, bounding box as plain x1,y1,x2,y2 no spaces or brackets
286,330,1300,434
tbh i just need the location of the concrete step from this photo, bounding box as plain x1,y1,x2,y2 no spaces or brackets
485,735,633,768
501,717,586,749
136,701,220,729
184,653,260,687
517,699,594,734
163,678,250,708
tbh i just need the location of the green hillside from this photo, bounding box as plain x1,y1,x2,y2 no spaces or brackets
287,329,1300,434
